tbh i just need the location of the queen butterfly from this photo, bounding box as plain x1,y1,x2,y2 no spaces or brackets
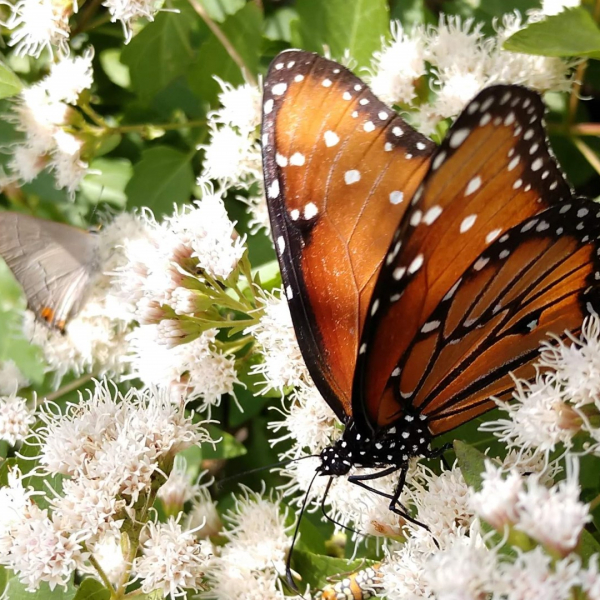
261,50,600,517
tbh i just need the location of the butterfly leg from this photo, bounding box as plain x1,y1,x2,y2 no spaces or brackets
348,466,427,530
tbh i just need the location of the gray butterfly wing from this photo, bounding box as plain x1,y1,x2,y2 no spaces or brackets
0,212,101,331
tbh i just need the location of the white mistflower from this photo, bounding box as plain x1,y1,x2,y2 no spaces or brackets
368,22,426,105
102,0,163,42
540,0,580,16
50,129,88,196
43,50,95,104
581,554,600,600
213,78,262,133
127,325,239,409
0,391,36,445
187,485,222,539
207,563,284,600
480,375,578,453
86,533,127,586
246,291,310,393
169,189,246,280
269,385,339,456
0,467,36,555
134,517,211,598
5,503,87,591
493,547,580,600
201,124,262,186
514,458,590,555
424,533,496,600
380,536,431,599
220,486,291,574
0,360,29,395
408,465,473,540
7,144,46,182
538,314,600,408
4,0,70,57
157,456,199,512
470,460,522,530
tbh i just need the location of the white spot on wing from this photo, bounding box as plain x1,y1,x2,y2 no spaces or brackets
268,180,280,199
408,254,424,274
344,170,361,185
324,131,339,147
277,236,285,253
389,191,404,205
290,152,305,166
264,99,274,114
272,83,287,96
304,202,318,219
423,205,442,225
465,176,482,196
486,228,502,244
450,128,470,148
460,214,477,233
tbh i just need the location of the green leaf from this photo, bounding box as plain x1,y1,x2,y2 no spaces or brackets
453,440,487,491
125,146,194,216
187,3,263,108
294,0,389,67
121,11,195,101
0,61,22,99
390,0,436,27
98,49,130,89
80,158,133,207
579,529,600,565
5,577,77,600
264,7,298,42
291,549,376,590
203,424,247,460
504,8,600,59
73,579,110,600
198,0,245,22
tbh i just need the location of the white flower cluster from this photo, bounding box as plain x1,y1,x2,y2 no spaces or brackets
368,14,574,136
7,51,94,195
0,390,35,445
23,212,147,383
200,79,268,233
380,457,597,600
117,195,243,408
3,0,164,56
207,486,291,600
1,380,210,592
482,314,600,454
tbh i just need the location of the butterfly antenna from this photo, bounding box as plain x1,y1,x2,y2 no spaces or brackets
217,455,317,490
286,469,320,591
320,477,363,538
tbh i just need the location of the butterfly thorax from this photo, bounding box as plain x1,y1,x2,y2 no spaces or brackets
318,412,432,477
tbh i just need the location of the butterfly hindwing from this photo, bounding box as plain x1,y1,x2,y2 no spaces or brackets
0,212,100,331
262,50,435,419
353,84,584,432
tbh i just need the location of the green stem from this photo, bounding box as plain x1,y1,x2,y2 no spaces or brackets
85,544,116,595
573,137,600,175
187,0,258,87
80,102,111,129
44,374,93,403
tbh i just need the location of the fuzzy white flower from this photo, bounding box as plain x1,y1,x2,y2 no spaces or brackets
470,460,522,530
246,291,310,393
539,314,600,408
493,547,580,600
408,465,473,541
127,325,239,410
540,0,580,16
86,533,127,586
6,503,87,591
0,467,35,555
0,391,36,445
424,532,496,600
187,486,222,539
103,0,163,42
158,456,199,512
0,360,29,396
207,564,284,600
380,536,431,599
368,22,426,105
580,554,600,600
220,486,291,574
480,375,578,453
169,189,246,280
43,50,95,103
212,78,262,133
269,385,339,457
4,0,70,57
514,458,590,555
134,517,211,598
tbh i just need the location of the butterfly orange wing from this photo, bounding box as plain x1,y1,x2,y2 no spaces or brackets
353,85,598,433
262,50,435,419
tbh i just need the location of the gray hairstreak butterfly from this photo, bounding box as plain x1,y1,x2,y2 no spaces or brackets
0,211,100,332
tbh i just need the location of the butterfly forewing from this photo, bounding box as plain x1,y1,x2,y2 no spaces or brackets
354,85,581,431
0,212,100,330
262,50,435,419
